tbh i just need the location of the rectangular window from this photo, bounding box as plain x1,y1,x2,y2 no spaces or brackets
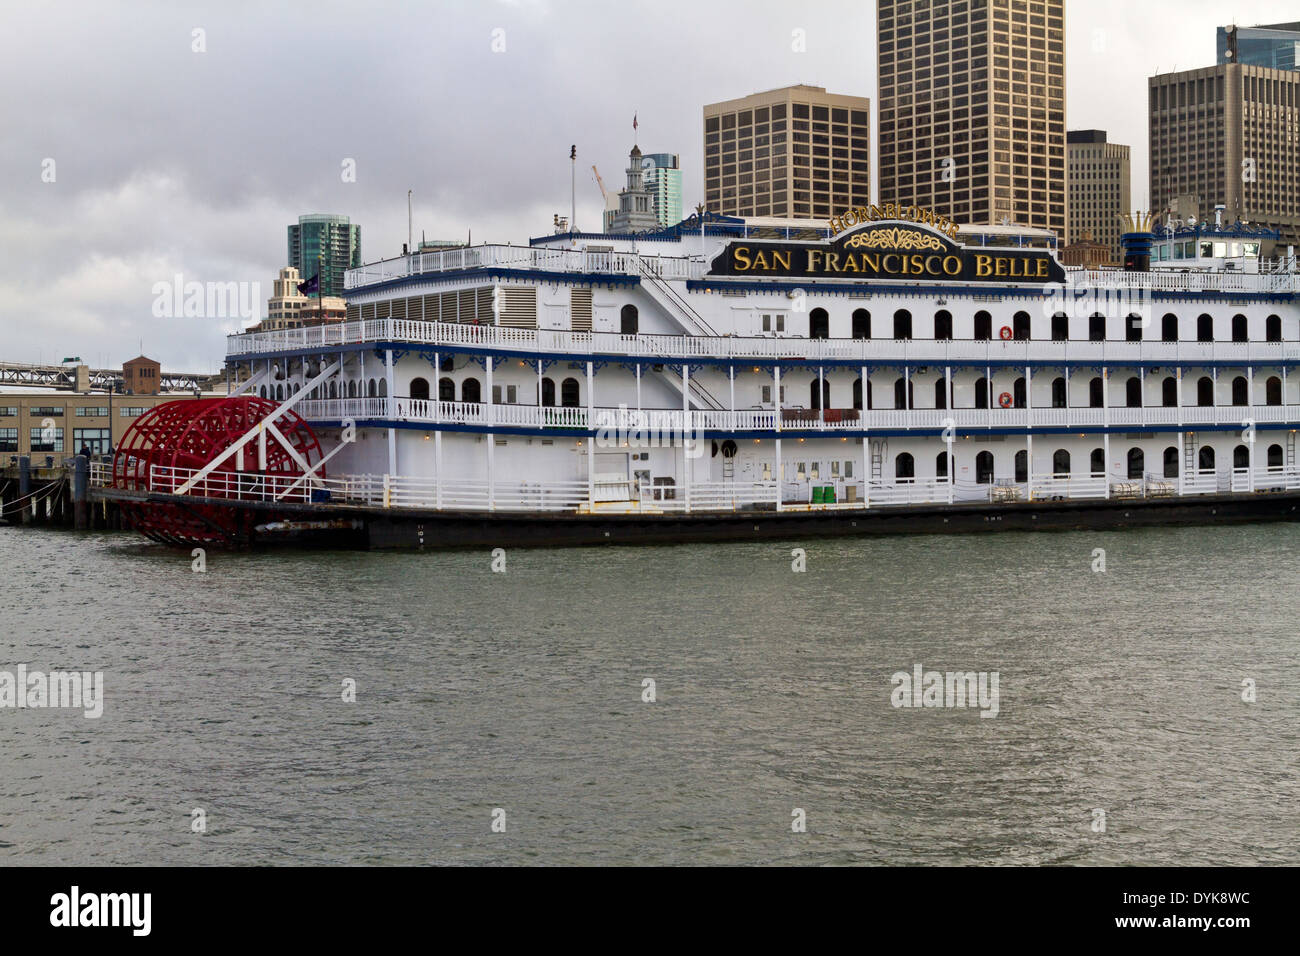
506,385,517,404
75,406,109,417
73,428,111,454
492,385,502,404
0,407,16,417
30,407,63,417
120,407,148,417
0,428,16,451
30,426,64,452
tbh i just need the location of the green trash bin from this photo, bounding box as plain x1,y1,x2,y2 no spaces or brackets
823,485,836,503
811,486,825,504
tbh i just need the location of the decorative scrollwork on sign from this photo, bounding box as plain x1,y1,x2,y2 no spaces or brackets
843,228,946,251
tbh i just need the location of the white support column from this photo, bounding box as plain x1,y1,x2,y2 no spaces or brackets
945,365,952,412
1139,365,1146,426
385,349,397,477
863,435,871,508
945,433,954,504
774,365,782,432
487,431,495,510
635,363,642,417
1102,366,1109,428
1025,364,1032,428
433,352,441,424
680,363,691,511
1026,432,1033,496
435,431,443,510
537,360,544,426
818,365,826,428
729,365,736,431
586,360,595,432
586,437,594,512
486,356,495,427
1177,366,1184,428
1103,432,1111,499
986,365,992,427
774,437,783,512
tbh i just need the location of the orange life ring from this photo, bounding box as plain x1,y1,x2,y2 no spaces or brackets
998,392,1013,408
999,325,1013,340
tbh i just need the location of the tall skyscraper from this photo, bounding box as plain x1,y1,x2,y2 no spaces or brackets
1149,63,1300,248
641,152,682,227
877,0,1066,238
287,214,361,298
1218,22,1300,71
703,85,870,220
1066,130,1130,262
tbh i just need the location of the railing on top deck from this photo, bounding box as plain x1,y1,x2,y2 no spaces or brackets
343,245,1298,293
228,317,1300,365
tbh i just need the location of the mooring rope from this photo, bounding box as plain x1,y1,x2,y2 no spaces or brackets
0,477,69,516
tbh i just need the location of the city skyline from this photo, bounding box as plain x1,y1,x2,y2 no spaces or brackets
0,0,1288,371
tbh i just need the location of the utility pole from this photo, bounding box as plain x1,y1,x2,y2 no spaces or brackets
408,189,413,255
570,145,577,234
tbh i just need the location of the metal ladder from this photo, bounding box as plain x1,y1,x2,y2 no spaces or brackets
871,439,887,482
1184,432,1198,476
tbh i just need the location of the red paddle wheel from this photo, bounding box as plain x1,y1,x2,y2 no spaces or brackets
112,396,325,547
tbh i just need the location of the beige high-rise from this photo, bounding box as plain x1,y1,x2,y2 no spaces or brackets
1149,63,1300,248
703,85,871,219
1067,130,1131,262
877,0,1066,239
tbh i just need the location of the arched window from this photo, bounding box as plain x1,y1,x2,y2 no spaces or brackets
1266,314,1282,342
259,385,267,398
934,310,953,340
1013,376,1026,409
853,378,863,410
1013,311,1030,340
1197,376,1214,406
462,378,482,403
1268,443,1283,469
1126,376,1142,408
1267,376,1282,406
1231,376,1247,406
560,377,580,407
809,308,829,339
1162,376,1177,407
1162,313,1178,342
1052,448,1070,476
1051,377,1066,408
1231,314,1247,342
1014,449,1029,482
936,451,952,479
620,304,639,335
378,379,387,397
327,381,336,399
1127,447,1144,479
1126,313,1143,342
1234,444,1250,469
974,311,992,341
975,376,989,409
935,377,950,410
1198,446,1215,472
894,376,913,410
540,378,556,407
1163,447,1179,478
1051,312,1068,341
345,381,355,398
438,377,455,401
852,309,871,339
410,377,429,401
368,378,377,397
1197,313,1213,342
895,452,915,481
1091,447,1105,475
975,450,994,484
1089,313,1106,341
1089,376,1104,408
811,378,830,410
894,309,913,340
277,384,285,400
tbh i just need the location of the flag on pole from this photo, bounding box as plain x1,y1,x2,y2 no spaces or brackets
633,113,638,132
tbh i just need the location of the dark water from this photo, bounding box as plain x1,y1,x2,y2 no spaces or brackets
1,521,1297,865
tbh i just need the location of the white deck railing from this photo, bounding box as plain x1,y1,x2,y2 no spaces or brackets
87,462,1300,517
291,395,1300,433
228,317,1300,365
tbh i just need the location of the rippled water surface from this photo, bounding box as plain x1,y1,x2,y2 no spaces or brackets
1,522,1297,865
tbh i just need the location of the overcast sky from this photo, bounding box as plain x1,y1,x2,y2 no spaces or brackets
0,0,1292,372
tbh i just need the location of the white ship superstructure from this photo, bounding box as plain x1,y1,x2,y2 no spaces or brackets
223,207,1300,522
